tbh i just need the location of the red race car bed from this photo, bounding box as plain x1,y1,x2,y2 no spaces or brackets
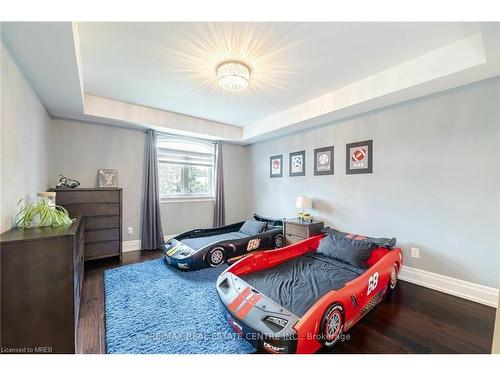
216,228,402,354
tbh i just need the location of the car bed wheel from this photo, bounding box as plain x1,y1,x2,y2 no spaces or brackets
387,263,399,297
274,234,284,248
207,246,226,267
321,304,344,347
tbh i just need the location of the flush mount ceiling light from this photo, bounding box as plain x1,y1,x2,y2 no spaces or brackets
217,61,250,92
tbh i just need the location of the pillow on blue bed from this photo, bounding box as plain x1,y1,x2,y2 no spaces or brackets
317,234,375,269
239,219,267,236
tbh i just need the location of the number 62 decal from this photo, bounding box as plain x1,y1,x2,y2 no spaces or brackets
367,272,379,295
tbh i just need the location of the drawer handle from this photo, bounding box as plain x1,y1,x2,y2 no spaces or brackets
287,233,304,239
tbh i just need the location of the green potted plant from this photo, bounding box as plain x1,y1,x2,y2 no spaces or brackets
16,195,73,228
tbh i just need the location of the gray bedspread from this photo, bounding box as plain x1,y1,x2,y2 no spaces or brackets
181,231,248,251
240,253,365,317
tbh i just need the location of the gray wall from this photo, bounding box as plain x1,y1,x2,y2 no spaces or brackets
49,119,146,240
246,78,500,288
49,119,248,239
1,42,50,233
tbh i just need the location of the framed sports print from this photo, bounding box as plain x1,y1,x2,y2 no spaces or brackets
346,140,373,174
289,151,305,177
270,154,283,178
314,146,334,175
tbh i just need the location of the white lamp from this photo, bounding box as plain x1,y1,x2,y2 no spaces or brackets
296,195,312,216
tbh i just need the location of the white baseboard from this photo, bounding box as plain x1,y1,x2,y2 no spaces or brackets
122,239,142,253
399,265,498,308
122,234,177,253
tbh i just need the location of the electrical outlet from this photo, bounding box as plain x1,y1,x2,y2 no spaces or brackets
127,227,133,236
410,247,420,258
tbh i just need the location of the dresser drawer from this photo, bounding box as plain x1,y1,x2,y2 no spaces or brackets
85,228,120,243
56,190,120,205
285,233,305,244
84,216,120,230
85,241,120,259
285,223,308,238
64,203,120,217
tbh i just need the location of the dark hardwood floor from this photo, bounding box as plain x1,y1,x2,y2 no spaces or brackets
77,250,496,354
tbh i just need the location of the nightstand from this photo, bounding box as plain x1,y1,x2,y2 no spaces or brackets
283,218,324,246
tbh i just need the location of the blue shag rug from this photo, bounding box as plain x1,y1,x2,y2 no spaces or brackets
104,258,255,354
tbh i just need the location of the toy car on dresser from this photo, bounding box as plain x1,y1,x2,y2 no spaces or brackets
163,214,284,271
216,228,402,354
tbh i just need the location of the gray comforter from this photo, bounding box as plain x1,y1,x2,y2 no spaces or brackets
181,231,248,251
240,253,365,317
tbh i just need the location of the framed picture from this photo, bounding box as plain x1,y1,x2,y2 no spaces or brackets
289,151,305,177
98,169,118,187
346,140,373,174
314,146,334,175
269,155,283,178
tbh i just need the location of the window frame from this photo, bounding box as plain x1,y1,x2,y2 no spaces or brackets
157,135,216,202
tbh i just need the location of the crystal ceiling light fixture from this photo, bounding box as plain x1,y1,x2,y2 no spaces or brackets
217,61,250,92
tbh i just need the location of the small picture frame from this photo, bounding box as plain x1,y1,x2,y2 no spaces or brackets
270,155,283,178
289,151,306,177
346,140,373,174
98,169,118,187
314,146,334,175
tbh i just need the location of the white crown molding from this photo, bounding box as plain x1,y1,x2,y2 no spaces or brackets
243,32,496,142
83,94,243,141
399,265,498,308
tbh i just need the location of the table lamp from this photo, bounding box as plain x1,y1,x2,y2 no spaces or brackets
296,196,312,222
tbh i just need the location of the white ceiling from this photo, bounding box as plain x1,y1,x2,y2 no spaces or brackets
2,22,499,142
78,22,481,127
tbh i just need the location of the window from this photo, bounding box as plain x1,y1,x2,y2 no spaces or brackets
157,135,215,199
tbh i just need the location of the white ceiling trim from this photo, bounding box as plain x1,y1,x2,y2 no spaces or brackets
83,94,242,140
243,32,491,141
2,22,85,117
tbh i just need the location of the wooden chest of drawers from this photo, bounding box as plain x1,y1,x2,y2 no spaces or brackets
0,216,84,353
283,218,324,246
53,188,122,261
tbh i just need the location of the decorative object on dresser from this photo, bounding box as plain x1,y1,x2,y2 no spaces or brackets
56,174,80,188
98,169,118,188
52,188,122,261
15,193,73,228
0,215,84,353
283,218,324,246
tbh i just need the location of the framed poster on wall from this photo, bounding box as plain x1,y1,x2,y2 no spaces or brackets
314,146,334,175
270,154,283,178
289,151,306,177
346,140,373,174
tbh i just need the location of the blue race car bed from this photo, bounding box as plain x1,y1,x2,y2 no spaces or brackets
163,214,284,271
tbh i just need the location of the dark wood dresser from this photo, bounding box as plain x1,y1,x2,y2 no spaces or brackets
0,216,84,353
53,188,122,261
283,218,324,246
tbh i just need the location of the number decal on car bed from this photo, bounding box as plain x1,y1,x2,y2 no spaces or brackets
247,238,261,251
367,272,379,295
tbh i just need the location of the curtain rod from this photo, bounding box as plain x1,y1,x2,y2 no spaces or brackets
145,129,219,144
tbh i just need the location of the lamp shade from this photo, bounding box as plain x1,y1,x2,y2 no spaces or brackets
296,196,312,209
